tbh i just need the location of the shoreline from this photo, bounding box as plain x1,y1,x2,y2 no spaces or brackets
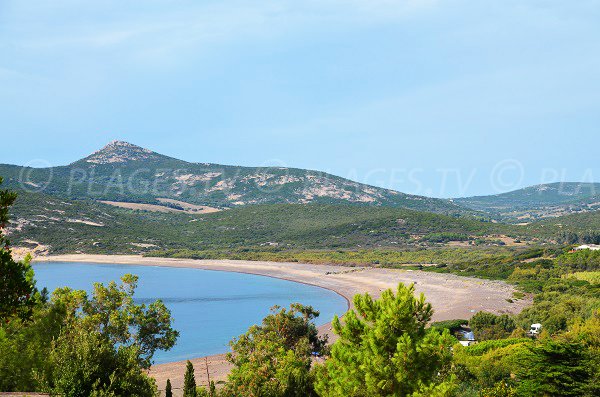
34,254,531,392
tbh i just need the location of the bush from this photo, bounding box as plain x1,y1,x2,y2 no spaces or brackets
470,312,516,341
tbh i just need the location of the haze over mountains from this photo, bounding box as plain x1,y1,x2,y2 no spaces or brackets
1,140,599,221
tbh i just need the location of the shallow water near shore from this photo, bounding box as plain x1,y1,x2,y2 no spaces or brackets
33,262,347,364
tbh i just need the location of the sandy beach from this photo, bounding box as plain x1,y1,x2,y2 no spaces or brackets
35,254,531,394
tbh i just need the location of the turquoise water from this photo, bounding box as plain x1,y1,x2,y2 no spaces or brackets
32,262,347,364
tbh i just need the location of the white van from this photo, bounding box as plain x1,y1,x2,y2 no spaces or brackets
530,323,542,335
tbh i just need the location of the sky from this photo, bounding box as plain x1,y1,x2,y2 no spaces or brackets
1,0,599,198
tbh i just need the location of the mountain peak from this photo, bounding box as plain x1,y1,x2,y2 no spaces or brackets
84,141,157,164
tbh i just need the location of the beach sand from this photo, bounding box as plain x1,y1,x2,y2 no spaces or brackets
35,254,530,395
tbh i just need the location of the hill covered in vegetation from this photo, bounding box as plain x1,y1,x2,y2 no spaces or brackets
7,188,600,256
0,141,465,214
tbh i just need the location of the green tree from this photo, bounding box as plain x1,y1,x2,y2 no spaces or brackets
0,299,66,391
183,360,197,397
0,179,178,394
222,304,326,397
515,340,591,397
0,177,43,321
314,283,456,397
470,312,515,341
165,379,173,397
0,274,178,394
47,326,156,397
73,274,179,368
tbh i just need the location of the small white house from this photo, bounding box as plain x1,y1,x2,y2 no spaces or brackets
574,244,600,251
530,323,542,335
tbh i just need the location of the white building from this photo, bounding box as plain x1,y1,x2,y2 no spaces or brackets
574,244,600,251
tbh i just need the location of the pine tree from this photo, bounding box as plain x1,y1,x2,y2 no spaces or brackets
515,340,590,396
183,360,197,397
165,379,173,397
314,283,456,397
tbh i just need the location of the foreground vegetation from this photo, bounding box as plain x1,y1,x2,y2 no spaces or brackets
2,178,599,396
179,280,598,397
0,178,178,395
158,235,600,396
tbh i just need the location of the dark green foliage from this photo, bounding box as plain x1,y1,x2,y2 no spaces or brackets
0,177,43,321
7,185,600,256
0,301,66,391
470,312,516,341
183,360,197,397
557,249,600,271
430,319,469,334
515,340,591,396
0,249,41,321
166,379,173,397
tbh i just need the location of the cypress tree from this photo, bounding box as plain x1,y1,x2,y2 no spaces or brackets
183,360,197,397
165,379,173,397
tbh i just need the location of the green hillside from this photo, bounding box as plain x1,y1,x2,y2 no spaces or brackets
11,188,599,256
6,189,510,255
0,141,465,214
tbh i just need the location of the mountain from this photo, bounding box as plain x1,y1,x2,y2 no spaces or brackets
455,182,600,222
0,141,466,214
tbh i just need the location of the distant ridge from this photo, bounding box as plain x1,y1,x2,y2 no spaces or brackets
0,141,465,214
456,182,600,221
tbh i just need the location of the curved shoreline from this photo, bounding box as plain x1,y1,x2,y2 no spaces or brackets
34,254,531,392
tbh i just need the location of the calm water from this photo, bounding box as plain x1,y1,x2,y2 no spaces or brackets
33,262,347,364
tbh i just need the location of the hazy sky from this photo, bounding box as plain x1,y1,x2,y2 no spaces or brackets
1,0,599,197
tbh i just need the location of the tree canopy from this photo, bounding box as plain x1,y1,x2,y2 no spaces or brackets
222,303,327,397
314,283,456,397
